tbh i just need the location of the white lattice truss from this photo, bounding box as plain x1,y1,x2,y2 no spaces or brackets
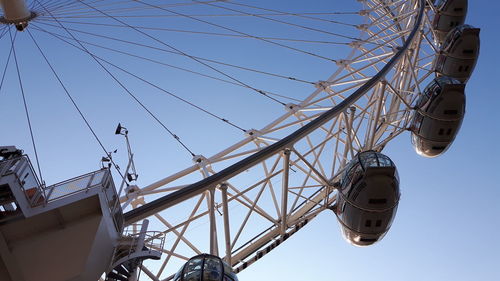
114,0,440,280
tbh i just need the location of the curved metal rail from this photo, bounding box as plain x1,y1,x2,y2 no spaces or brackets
124,0,425,225
124,0,426,226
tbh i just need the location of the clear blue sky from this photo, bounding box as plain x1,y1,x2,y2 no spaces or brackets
1,1,499,280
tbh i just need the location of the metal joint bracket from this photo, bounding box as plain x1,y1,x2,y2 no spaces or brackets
245,129,262,139
285,103,301,114
192,155,209,165
125,184,140,197
336,59,351,67
358,9,369,16
357,24,369,31
349,40,363,49
314,80,330,91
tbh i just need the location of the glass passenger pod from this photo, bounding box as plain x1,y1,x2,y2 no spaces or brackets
336,151,400,247
173,254,239,281
432,0,468,43
434,24,480,83
410,77,465,157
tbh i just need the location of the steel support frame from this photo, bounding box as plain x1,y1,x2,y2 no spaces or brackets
124,0,425,225
114,1,430,278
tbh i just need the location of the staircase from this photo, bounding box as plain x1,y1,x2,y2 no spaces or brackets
106,220,165,281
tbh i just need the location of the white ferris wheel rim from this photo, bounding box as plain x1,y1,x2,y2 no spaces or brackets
0,0,440,280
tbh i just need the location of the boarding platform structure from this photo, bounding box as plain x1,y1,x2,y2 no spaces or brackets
0,147,164,281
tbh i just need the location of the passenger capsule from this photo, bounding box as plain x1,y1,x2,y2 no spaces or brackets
173,254,239,281
432,0,468,43
434,24,480,83
335,151,400,247
411,76,465,157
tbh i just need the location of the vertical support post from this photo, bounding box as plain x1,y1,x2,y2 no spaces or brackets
117,154,133,198
197,159,220,257
340,112,349,168
208,187,218,256
281,149,291,234
368,81,386,150
220,183,232,265
135,219,149,252
341,107,356,167
347,107,356,157
127,219,149,281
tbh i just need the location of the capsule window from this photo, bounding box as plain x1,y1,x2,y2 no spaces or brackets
454,8,463,12
463,49,474,54
446,128,452,135
369,198,387,204
458,65,463,72
365,220,372,227
432,146,446,150
444,110,458,115
464,65,470,72
438,128,444,135
360,237,377,242
375,220,382,227
203,257,222,281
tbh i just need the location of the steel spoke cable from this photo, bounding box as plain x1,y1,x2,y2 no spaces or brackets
43,11,365,20
24,27,125,177
29,22,315,99
47,0,132,11
190,0,373,42
41,0,131,15
32,20,316,86
36,0,197,157
38,0,128,13
30,23,304,104
34,0,81,12
130,0,342,63
34,0,138,17
71,0,288,106
33,17,355,46
0,28,17,96
33,2,392,69
29,25,248,133
46,0,228,16
0,25,9,40
29,0,41,10
9,28,44,183
41,0,357,17
225,1,359,27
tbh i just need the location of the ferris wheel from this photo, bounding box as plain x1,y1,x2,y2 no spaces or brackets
0,0,480,281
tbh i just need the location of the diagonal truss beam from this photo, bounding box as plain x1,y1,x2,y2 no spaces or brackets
124,0,426,226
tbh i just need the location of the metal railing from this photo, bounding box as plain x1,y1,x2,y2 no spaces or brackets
1,155,124,231
44,167,124,231
113,224,166,264
45,169,107,202
0,155,45,207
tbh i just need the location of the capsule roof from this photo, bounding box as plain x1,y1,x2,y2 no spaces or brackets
354,151,396,171
434,0,468,16
422,76,463,97
442,24,480,48
174,254,239,281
